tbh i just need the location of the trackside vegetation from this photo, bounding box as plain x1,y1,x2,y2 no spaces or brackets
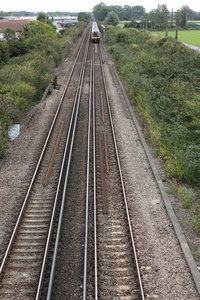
105,26,200,186
0,21,85,158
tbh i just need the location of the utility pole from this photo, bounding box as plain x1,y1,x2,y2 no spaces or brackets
171,8,173,27
175,10,179,41
165,10,168,37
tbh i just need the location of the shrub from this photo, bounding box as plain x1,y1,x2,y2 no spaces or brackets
0,23,86,158
0,41,9,66
115,30,131,44
192,201,200,234
22,22,58,39
106,29,200,185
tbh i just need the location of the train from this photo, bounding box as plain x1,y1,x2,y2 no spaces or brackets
91,21,100,43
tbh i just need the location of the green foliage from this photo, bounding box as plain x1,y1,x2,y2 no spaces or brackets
37,12,54,27
0,41,9,66
22,21,58,39
177,185,194,208
105,11,119,26
148,4,169,30
191,199,200,234
78,12,90,23
116,30,131,44
93,2,111,21
3,27,18,41
0,134,9,159
106,27,200,185
124,18,136,28
8,38,28,57
0,23,85,158
110,5,145,21
0,96,21,158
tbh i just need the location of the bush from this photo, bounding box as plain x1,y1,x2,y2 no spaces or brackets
0,41,9,66
0,96,21,157
0,23,85,158
116,30,131,44
0,135,9,159
106,29,200,185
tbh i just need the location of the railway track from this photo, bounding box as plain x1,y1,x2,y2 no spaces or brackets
0,25,91,299
0,23,144,299
45,31,144,299
93,43,144,299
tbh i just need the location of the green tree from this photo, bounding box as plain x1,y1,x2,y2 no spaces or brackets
3,27,18,41
123,5,133,20
149,4,169,29
78,12,89,23
37,13,47,22
141,13,149,30
111,5,124,20
132,6,145,20
105,11,119,26
93,2,111,21
193,12,200,20
37,13,55,28
0,41,9,65
124,18,136,28
22,21,58,39
179,6,193,27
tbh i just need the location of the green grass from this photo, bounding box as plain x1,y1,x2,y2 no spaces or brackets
153,30,200,47
119,21,127,28
188,21,200,25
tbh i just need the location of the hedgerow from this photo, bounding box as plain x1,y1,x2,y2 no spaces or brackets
0,22,85,158
106,27,200,185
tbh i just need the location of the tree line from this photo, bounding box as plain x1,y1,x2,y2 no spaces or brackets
93,2,200,29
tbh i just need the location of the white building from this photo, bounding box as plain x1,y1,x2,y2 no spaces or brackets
52,16,78,33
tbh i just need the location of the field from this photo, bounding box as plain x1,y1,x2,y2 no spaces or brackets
188,20,200,25
119,21,127,28
153,30,200,47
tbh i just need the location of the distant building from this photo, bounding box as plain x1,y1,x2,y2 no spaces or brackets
0,16,9,21
52,16,78,33
0,19,35,40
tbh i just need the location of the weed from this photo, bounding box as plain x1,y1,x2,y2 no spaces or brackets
177,185,194,208
191,200,200,234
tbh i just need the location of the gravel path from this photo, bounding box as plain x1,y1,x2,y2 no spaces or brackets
0,43,200,299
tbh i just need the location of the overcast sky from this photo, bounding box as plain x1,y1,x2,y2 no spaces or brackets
1,0,200,14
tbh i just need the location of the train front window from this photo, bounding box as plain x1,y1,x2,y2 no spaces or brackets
93,31,99,37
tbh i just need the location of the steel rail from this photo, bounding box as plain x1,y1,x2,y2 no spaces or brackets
99,131,107,214
46,30,91,300
93,53,98,300
101,92,105,123
35,29,91,300
104,131,109,174
44,121,64,186
0,27,87,281
83,60,92,300
98,44,145,299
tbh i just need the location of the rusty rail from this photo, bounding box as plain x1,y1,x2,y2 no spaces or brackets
44,121,64,186
68,80,74,98
101,92,105,123
103,131,109,174
99,131,107,214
